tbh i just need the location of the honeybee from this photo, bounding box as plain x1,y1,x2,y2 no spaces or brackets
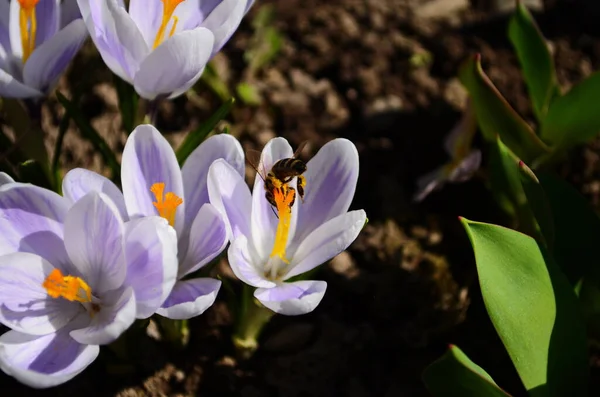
247,141,309,214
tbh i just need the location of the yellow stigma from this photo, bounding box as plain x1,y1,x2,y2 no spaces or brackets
152,0,186,49
151,182,183,227
43,268,92,303
269,185,296,264
18,0,40,63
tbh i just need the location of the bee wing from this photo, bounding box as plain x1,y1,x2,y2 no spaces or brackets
246,148,268,182
292,140,309,159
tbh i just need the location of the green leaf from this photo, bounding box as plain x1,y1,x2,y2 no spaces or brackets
114,74,139,134
459,55,549,163
51,110,71,194
508,2,559,120
488,136,539,238
56,92,120,179
236,82,262,106
537,172,600,284
516,161,554,247
176,97,235,165
423,344,512,397
461,219,588,397
541,71,600,147
200,61,232,102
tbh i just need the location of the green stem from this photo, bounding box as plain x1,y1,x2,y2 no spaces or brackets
232,285,275,359
155,316,189,349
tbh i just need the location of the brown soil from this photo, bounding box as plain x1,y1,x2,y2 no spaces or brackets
2,0,600,396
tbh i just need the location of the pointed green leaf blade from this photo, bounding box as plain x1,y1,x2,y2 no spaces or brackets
516,161,554,247
176,97,235,165
461,219,588,396
508,2,558,120
423,344,512,397
537,172,600,284
459,55,549,163
541,71,600,147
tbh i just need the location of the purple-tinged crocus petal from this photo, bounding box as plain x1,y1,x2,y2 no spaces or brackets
208,159,252,241
413,167,445,203
182,133,245,231
0,68,43,98
124,217,178,319
228,236,276,289
285,210,366,280
0,1,10,54
63,192,126,295
254,280,327,316
0,329,99,389
157,278,221,320
250,137,295,260
70,286,135,345
448,150,482,182
127,0,164,48
23,19,88,94
8,0,23,58
0,253,81,336
33,0,60,49
62,168,129,221
122,124,185,233
60,0,82,28
0,183,69,265
77,0,148,82
133,27,214,99
201,0,248,54
294,139,359,244
0,173,14,186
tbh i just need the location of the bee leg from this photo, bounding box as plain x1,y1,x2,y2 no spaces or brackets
297,175,306,202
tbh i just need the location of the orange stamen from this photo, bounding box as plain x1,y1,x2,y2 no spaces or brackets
151,182,183,227
17,0,40,63
152,0,186,49
269,185,296,264
43,268,92,303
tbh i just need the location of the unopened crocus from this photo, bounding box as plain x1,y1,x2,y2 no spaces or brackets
0,181,178,388
0,0,88,98
62,124,245,319
208,138,367,316
76,0,254,99
413,101,482,202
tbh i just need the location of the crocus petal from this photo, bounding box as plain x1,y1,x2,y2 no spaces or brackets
62,168,128,221
8,0,22,58
0,1,10,54
413,167,446,202
23,19,88,94
207,159,252,241
157,278,221,320
0,183,69,265
133,27,214,100
294,139,359,243
0,68,43,98
254,280,327,316
0,329,99,389
124,217,178,319
63,192,126,295
250,137,295,261
33,0,60,49
77,0,148,82
284,210,366,280
179,204,228,277
0,173,14,185
121,124,185,234
228,236,276,289
0,253,81,335
60,0,82,28
181,133,245,230
448,150,482,183
200,0,248,54
128,0,163,48
245,0,255,13
70,287,135,345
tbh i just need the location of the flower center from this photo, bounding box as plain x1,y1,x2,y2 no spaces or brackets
43,268,92,303
17,0,40,63
152,0,186,49
269,184,296,265
151,182,183,227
